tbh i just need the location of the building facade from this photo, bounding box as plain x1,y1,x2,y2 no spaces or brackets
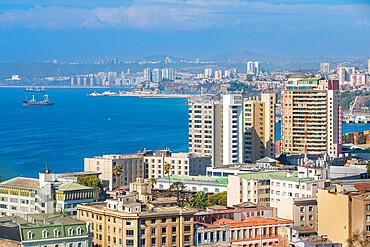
84,154,147,190
281,74,342,157
144,150,211,178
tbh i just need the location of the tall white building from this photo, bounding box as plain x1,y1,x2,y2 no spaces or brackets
247,61,254,74
320,63,330,74
254,62,260,74
143,68,152,82
223,94,244,165
205,68,213,78
152,69,162,83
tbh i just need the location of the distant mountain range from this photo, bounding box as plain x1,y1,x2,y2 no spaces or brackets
209,50,281,63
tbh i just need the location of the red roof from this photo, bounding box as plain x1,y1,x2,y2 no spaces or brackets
354,183,370,192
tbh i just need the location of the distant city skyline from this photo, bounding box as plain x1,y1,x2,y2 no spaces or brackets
0,0,369,61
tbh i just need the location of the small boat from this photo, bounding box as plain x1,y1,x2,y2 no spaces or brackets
25,87,46,93
23,95,54,106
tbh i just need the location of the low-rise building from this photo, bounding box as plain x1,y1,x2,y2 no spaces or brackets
195,206,274,224
84,154,148,190
0,171,95,218
155,175,228,193
0,214,91,247
144,150,211,178
214,217,293,246
194,222,229,246
277,197,318,230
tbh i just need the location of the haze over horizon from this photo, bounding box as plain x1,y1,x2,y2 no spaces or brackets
0,0,369,62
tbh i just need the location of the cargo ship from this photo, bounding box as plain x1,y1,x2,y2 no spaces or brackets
22,95,54,106
25,87,46,93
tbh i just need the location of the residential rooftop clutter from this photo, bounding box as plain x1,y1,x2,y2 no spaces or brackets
154,175,228,193
0,170,96,218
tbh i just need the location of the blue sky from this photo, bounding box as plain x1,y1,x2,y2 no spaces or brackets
0,0,369,62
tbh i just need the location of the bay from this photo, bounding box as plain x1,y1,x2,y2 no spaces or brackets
0,88,368,181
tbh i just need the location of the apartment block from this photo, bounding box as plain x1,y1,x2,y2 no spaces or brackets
84,154,147,191
144,150,211,178
318,184,370,246
277,197,318,230
281,74,342,157
243,93,276,163
77,179,197,247
223,94,244,165
0,171,95,218
227,171,321,208
188,100,223,166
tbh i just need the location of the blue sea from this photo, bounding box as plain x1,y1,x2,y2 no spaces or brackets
0,88,369,181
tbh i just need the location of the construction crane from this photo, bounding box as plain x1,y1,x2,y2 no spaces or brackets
349,95,359,120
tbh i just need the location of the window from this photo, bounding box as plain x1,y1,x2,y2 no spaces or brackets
162,237,166,245
126,240,134,246
215,189,219,193
126,230,134,237
141,239,145,245
203,187,208,192
42,230,48,238
27,231,33,240
54,229,60,237
162,227,166,235
162,218,167,223
151,228,156,236
151,219,156,224
367,204,370,211
300,207,304,212
366,215,370,222
68,228,73,236
184,216,191,221
76,227,82,235
172,217,176,222
141,229,145,236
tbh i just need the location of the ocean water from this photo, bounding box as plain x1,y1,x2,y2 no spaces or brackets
0,88,369,181
0,88,189,180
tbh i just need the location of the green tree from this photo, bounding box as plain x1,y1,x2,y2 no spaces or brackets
169,182,186,207
164,163,172,189
357,134,367,145
347,231,369,247
207,191,227,206
113,165,123,189
190,191,208,209
77,175,104,200
150,178,157,189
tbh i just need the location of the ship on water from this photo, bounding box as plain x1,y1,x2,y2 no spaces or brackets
22,95,54,106
25,87,46,93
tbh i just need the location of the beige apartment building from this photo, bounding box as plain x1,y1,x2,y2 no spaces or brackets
84,154,147,191
188,100,223,166
77,178,197,247
144,150,211,178
318,187,370,246
281,74,342,157
243,93,276,163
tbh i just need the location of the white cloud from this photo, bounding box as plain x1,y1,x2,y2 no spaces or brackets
0,0,368,31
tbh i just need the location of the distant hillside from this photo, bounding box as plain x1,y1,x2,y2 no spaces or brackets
209,50,280,63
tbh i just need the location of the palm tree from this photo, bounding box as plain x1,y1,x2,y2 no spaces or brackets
164,163,172,189
113,165,123,189
150,177,157,189
190,191,208,209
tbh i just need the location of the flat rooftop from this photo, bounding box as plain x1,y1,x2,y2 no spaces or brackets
157,175,227,184
0,177,39,189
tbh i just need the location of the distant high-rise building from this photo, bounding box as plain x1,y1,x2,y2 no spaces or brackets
337,65,355,84
368,59,370,74
281,73,342,157
71,77,75,86
165,57,173,64
229,68,237,79
247,61,254,74
205,68,213,78
224,70,230,78
143,68,152,82
215,70,222,80
320,63,330,74
254,62,260,74
152,69,162,83
350,74,367,87
161,68,175,81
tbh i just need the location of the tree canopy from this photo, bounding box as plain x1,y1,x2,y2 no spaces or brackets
207,191,227,206
77,175,104,200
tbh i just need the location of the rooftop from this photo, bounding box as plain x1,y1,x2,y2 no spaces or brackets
0,177,39,189
55,181,94,192
237,171,317,183
214,217,293,228
158,175,228,184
